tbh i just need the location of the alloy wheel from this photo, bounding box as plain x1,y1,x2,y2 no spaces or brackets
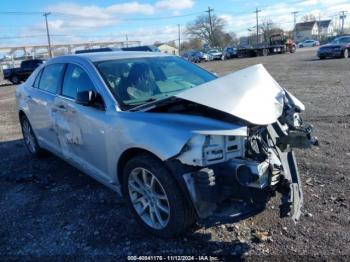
128,167,170,230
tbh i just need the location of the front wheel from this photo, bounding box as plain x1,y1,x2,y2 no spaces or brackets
343,49,349,58
123,154,196,238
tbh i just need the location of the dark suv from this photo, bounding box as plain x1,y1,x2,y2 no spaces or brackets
222,46,238,60
317,36,350,59
4,59,44,84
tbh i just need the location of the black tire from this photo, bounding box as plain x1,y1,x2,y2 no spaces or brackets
262,49,269,56
123,154,196,238
319,56,326,60
290,46,296,53
11,75,20,85
20,115,45,157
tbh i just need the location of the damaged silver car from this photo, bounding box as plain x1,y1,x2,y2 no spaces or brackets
16,52,317,237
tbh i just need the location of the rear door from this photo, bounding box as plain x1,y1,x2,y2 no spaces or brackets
27,63,65,154
53,63,110,180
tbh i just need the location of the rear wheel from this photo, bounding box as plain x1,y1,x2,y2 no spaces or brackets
290,46,296,53
10,75,20,85
319,56,326,60
262,49,269,56
123,154,196,238
20,115,44,156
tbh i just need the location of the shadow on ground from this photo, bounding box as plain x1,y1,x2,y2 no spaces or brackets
0,138,251,257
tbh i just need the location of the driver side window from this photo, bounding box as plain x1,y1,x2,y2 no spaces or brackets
62,64,95,99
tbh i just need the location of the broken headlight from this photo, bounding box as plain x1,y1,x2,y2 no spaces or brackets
177,135,245,166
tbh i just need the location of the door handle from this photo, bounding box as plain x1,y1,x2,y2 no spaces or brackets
56,105,67,112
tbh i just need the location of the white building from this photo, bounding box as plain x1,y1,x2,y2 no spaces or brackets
294,21,319,42
156,44,179,55
317,20,334,37
294,20,335,43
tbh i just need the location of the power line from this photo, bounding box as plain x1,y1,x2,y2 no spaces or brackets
0,10,205,21
0,34,69,39
0,11,44,15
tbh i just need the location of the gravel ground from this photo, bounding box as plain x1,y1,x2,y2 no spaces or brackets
1,48,349,260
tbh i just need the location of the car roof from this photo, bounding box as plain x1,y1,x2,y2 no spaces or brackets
336,36,350,39
47,51,171,64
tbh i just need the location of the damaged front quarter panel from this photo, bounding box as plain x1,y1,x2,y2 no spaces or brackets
163,65,317,223
128,64,317,224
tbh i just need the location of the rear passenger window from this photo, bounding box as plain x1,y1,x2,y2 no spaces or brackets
38,64,64,94
33,69,43,88
62,64,95,99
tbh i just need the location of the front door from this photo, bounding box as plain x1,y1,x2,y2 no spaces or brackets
53,63,110,180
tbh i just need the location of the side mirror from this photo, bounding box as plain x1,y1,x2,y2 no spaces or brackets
76,90,104,109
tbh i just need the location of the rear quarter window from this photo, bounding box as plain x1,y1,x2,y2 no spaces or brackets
33,69,43,88
38,64,65,94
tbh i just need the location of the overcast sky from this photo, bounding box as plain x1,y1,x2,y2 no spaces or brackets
0,0,350,47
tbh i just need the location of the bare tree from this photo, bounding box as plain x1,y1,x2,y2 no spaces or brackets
180,38,203,52
186,14,226,47
260,19,284,43
228,32,239,45
301,14,316,22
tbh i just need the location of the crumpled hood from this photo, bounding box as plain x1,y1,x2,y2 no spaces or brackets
176,64,289,125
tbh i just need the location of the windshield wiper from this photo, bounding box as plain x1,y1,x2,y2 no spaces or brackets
130,96,178,111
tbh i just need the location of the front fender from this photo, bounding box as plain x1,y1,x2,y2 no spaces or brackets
113,111,246,161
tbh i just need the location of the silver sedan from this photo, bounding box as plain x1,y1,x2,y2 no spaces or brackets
16,51,317,237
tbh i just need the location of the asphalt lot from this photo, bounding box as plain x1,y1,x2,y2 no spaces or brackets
0,47,350,259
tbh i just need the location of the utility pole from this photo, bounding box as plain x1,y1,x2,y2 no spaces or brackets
206,7,214,46
340,11,347,34
43,12,52,58
125,34,129,47
178,24,181,54
292,11,299,42
254,8,261,45
318,13,321,41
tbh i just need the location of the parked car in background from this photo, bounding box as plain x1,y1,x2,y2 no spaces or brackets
317,36,350,59
75,47,121,54
16,51,317,238
122,45,160,52
3,59,44,84
202,51,210,62
298,40,320,48
181,51,205,63
222,46,238,60
207,49,223,60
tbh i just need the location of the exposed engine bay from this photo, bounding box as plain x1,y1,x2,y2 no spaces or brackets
146,88,318,223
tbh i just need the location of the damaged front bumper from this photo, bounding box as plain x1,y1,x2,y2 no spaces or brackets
170,120,317,224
